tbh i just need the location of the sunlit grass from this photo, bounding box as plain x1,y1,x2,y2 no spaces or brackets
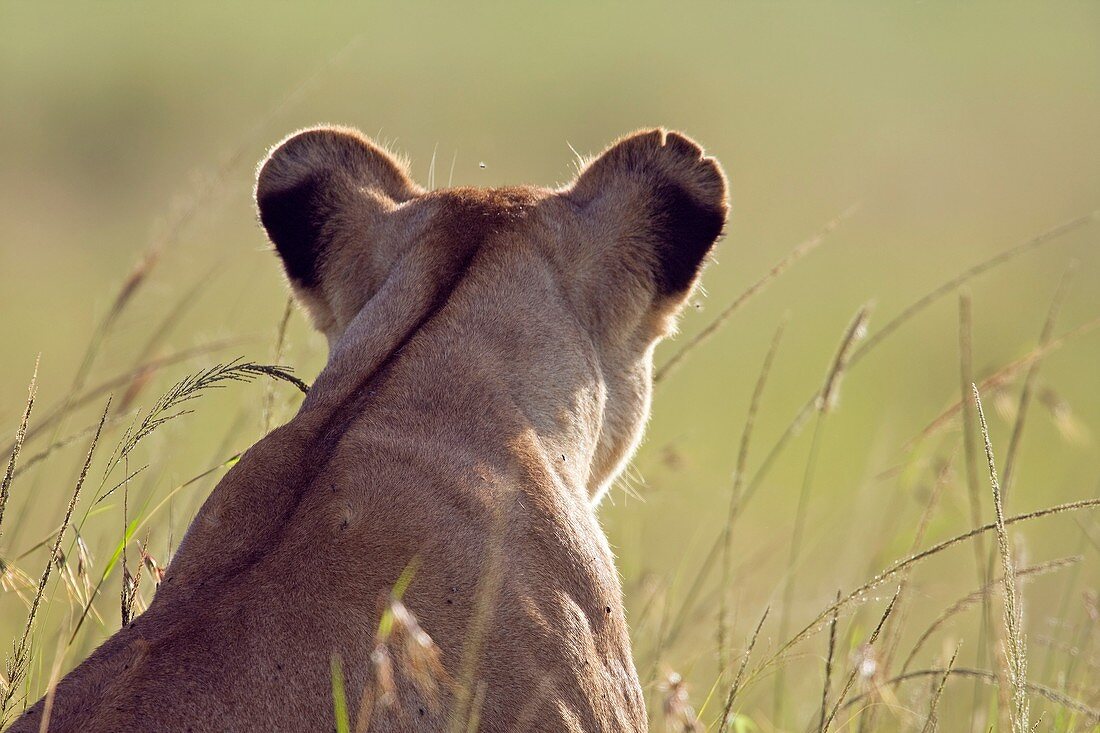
3,6,1100,726
2,205,1100,729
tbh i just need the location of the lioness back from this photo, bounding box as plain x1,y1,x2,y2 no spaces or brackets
11,127,727,732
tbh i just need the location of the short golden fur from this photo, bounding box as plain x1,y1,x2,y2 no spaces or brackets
12,126,728,732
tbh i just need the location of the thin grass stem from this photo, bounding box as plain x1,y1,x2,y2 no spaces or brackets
2,400,108,721
718,319,786,674
655,205,857,384
749,496,1100,686
717,605,768,732
1,358,39,540
819,590,841,733
901,557,1078,676
840,667,1098,723
1002,265,1074,503
821,588,900,732
973,385,1030,733
920,644,961,733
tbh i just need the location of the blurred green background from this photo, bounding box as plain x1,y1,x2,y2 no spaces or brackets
2,2,1099,729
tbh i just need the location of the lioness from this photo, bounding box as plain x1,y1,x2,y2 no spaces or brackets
11,126,727,732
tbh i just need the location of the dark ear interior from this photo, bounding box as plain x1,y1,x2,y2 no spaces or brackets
255,126,418,288
649,177,727,294
257,169,332,287
569,129,729,297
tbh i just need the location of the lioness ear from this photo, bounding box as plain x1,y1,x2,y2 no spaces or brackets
255,126,420,288
567,129,728,296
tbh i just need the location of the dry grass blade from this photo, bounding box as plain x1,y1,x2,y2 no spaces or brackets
1,358,39,539
101,359,307,483
751,497,1100,685
741,211,1098,509
817,306,871,414
958,293,995,731
263,296,296,434
2,338,244,457
973,385,1030,733
1001,265,1074,502
117,270,220,413
36,630,69,733
654,205,857,384
54,29,362,414
57,362,300,647
70,251,160,399
819,591,841,733
675,309,865,669
717,605,768,732
901,557,1079,675
850,210,1097,364
920,644,961,733
1,400,108,722
879,455,956,679
11,413,134,483
120,522,147,628
28,252,160,542
821,587,900,732
54,451,242,647
840,668,1099,723
718,319,786,673
776,306,870,724
908,314,1100,450
987,271,1073,731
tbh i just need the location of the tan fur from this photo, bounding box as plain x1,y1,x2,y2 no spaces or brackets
12,126,727,732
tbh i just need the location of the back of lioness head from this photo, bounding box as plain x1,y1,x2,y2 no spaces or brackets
256,126,728,501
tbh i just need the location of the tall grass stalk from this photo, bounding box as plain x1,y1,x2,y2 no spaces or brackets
909,313,1100,450
980,272,1071,729
117,270,221,413
857,455,958,732
747,496,1100,689
41,362,304,651
331,654,351,733
11,413,135,484
818,590,841,733
1,400,108,723
717,319,785,674
821,588,899,732
262,296,296,434
2,338,244,459
774,305,869,724
840,668,1099,724
851,210,1097,363
629,217,1099,679
920,644,961,733
957,293,994,728
716,605,768,732
901,556,1078,676
654,205,857,384
973,385,1030,733
743,211,1098,506
101,359,306,486
1039,509,1093,686
0,359,38,540
1001,265,1074,502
